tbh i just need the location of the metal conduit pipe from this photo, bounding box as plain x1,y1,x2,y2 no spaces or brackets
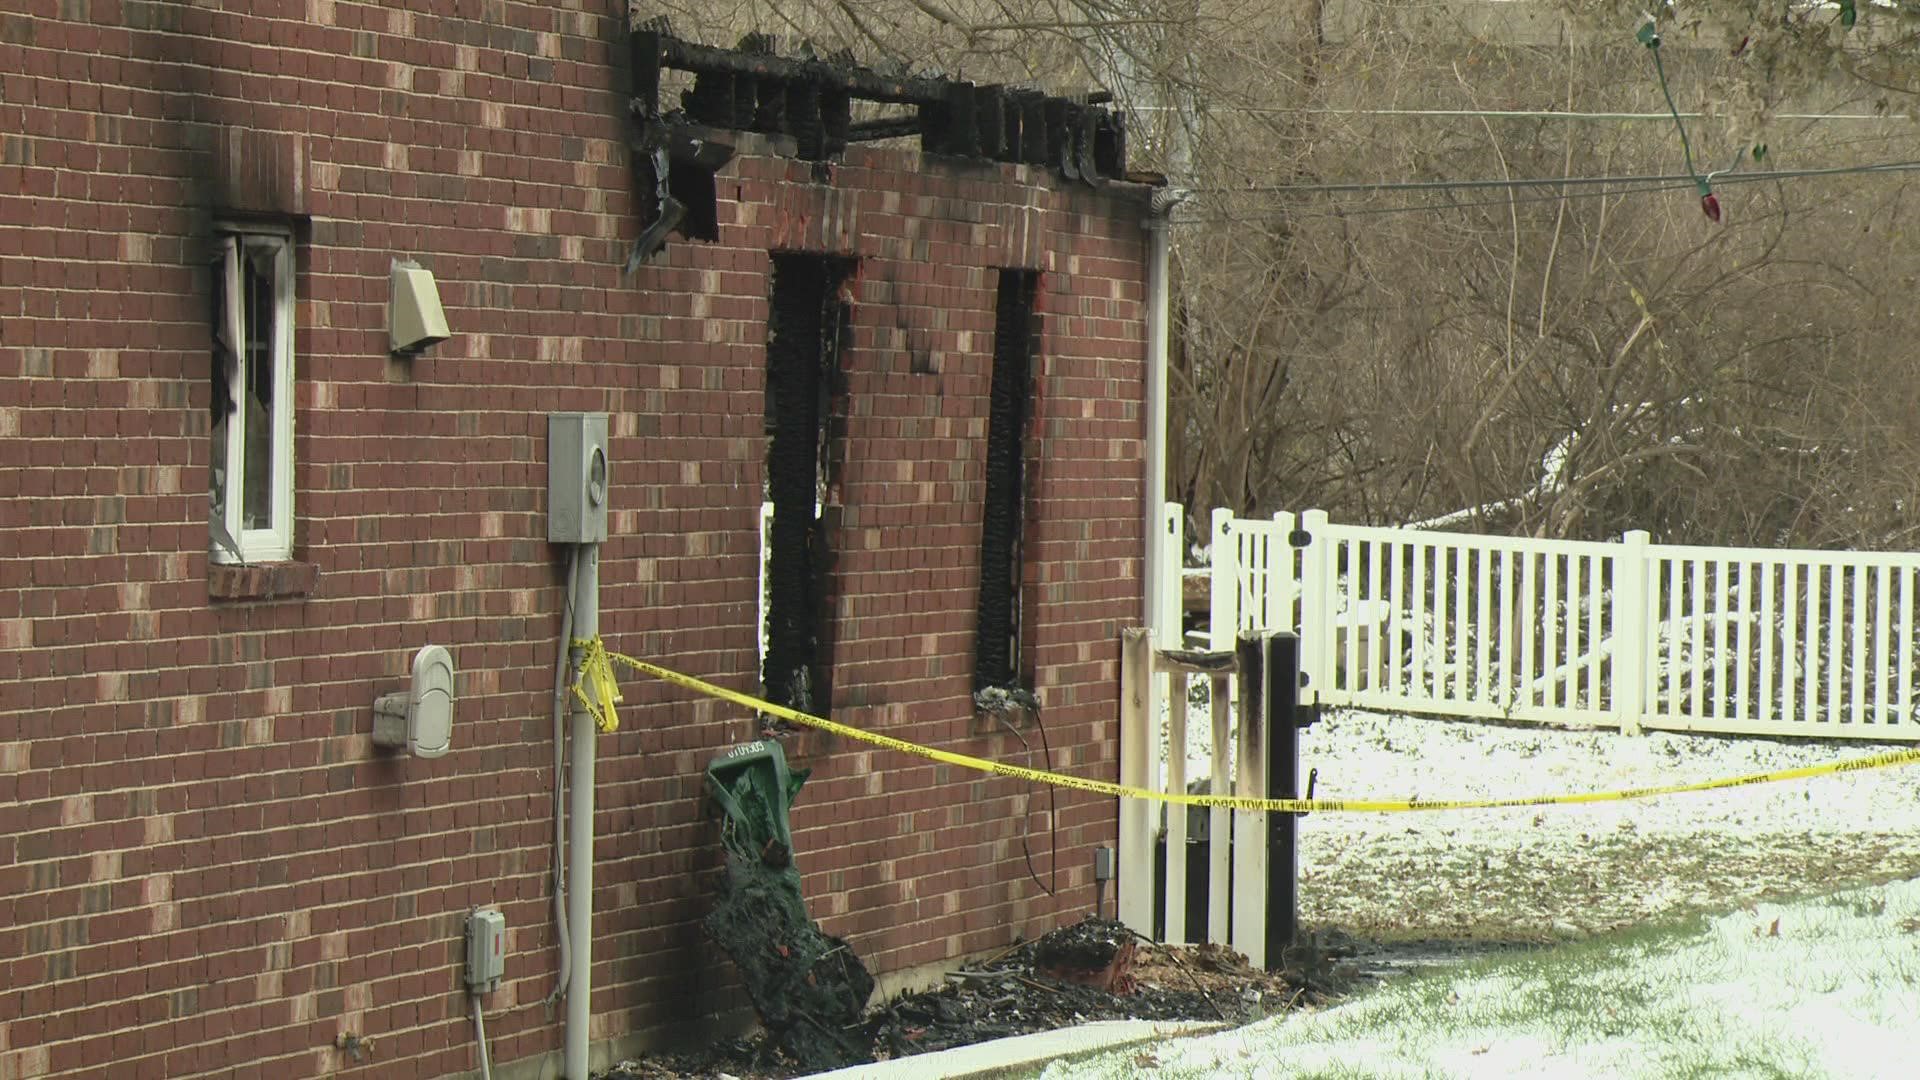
471,995,495,1080
542,547,581,1014
565,543,601,1079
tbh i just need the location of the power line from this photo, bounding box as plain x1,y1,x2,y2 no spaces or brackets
1168,159,1920,222
1170,178,1700,223
1182,159,1920,196
1132,105,1914,122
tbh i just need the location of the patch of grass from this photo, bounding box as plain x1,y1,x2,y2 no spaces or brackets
1842,892,1888,918
1045,889,1917,1079
1650,1026,1821,1080
1288,1065,1448,1080
1054,871,1920,1079
1333,920,1695,1054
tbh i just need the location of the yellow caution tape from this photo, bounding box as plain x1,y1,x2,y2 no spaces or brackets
574,637,1920,813
571,635,624,733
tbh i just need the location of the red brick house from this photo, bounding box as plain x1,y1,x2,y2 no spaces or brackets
0,5,1159,1078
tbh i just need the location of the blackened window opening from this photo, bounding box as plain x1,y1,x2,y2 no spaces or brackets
976,270,1038,690
667,160,720,241
763,254,854,716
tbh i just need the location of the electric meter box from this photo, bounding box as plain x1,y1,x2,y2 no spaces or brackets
465,909,506,994
548,412,610,543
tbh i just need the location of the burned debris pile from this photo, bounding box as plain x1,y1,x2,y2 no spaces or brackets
868,917,1344,1060
622,898,1354,1079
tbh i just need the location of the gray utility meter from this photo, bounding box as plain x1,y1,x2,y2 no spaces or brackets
548,413,610,544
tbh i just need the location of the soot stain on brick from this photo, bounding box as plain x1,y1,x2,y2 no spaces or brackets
875,268,939,377
129,3,318,446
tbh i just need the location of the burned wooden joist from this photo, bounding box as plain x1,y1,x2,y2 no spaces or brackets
623,22,1131,267
628,21,1129,176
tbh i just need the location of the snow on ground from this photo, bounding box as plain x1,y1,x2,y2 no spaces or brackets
1042,877,1920,1079
1294,710,1920,937
1093,707,1920,1078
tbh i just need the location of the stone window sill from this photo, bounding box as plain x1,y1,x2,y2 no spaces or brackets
209,561,319,602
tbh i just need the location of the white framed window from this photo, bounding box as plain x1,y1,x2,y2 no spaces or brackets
209,223,295,564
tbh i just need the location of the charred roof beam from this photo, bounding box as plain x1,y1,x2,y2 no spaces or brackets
623,22,1135,268
629,23,1129,181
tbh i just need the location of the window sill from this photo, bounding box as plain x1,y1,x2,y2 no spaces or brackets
209,561,319,602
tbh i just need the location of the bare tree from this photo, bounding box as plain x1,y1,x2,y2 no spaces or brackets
1159,4,1920,550
640,0,1920,551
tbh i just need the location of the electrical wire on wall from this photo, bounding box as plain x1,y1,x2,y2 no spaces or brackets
995,706,1060,898
542,548,580,1016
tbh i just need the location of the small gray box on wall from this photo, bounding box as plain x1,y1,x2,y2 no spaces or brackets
547,412,610,543
465,909,506,994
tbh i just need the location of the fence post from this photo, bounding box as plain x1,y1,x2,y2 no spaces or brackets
1163,673,1189,945
1206,509,1239,947
1271,511,1297,632
1615,530,1651,735
1205,670,1231,946
1265,632,1303,964
1230,631,1270,969
1116,628,1157,937
1298,509,1331,702
1210,508,1239,651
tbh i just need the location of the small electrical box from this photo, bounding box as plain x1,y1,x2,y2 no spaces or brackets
548,412,610,544
465,909,506,995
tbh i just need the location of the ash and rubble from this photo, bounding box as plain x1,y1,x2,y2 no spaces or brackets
599,917,1362,1080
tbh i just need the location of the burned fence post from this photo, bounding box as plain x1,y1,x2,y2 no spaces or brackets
1230,633,1269,967
1116,629,1156,938
1265,631,1305,964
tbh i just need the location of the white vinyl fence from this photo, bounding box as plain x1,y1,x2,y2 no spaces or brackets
1194,506,1920,741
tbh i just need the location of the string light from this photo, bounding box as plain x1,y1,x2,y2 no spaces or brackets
1639,15,1729,221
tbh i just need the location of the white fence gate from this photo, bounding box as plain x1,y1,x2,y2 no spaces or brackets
1200,506,1920,741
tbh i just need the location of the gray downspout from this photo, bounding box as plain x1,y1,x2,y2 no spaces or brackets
565,544,600,1079
1144,189,1187,637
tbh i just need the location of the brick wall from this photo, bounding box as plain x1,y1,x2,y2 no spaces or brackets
0,3,1151,1077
